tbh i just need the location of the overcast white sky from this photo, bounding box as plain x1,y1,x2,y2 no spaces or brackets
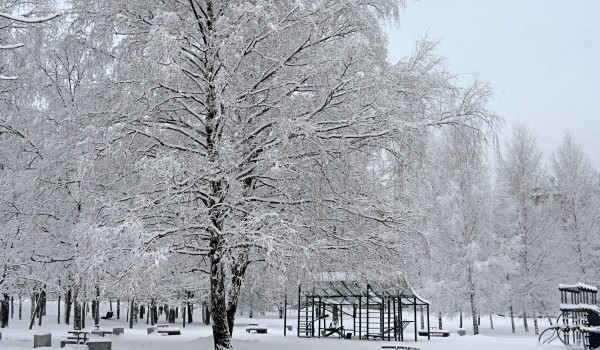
386,0,600,169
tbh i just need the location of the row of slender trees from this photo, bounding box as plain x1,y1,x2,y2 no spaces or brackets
1,1,598,348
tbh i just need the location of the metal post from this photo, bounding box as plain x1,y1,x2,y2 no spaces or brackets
284,294,287,337
413,297,417,342
426,304,430,340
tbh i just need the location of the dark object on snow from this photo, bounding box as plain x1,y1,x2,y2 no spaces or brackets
101,311,114,320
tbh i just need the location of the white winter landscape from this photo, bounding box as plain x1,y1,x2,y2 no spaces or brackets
1,1,599,350
0,300,565,350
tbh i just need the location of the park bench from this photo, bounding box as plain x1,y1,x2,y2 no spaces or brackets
91,329,113,337
246,325,268,334
156,325,181,335
418,329,449,337
381,346,420,350
100,311,114,320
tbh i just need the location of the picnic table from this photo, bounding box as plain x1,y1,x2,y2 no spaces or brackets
65,330,89,344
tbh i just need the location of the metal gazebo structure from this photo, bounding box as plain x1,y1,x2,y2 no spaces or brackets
293,278,431,342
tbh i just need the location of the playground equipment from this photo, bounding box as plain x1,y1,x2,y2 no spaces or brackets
296,278,430,342
539,283,600,350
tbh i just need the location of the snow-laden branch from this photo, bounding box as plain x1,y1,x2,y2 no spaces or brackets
0,75,18,80
0,43,24,50
0,12,60,23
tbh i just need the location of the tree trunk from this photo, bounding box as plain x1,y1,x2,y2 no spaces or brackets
202,301,211,325
65,289,72,325
548,316,553,326
19,295,22,320
187,293,193,323
469,293,479,335
10,296,13,319
438,312,443,330
523,311,529,332
509,305,515,333
533,311,539,335
28,292,42,330
74,287,83,330
40,289,46,316
467,264,479,335
129,299,135,329
226,250,249,335
489,314,494,330
94,285,100,326
459,310,463,328
420,308,424,329
81,303,85,329
117,299,120,319
58,294,61,324
210,235,233,350
0,293,9,328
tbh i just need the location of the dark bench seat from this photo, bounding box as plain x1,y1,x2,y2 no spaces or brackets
418,329,450,337
246,326,268,334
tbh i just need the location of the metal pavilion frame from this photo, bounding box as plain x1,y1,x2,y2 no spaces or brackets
294,280,430,342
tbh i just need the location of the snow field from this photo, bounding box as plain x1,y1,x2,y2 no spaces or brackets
0,300,567,350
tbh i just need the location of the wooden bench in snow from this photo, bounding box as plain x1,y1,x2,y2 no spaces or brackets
157,327,181,335
418,329,449,337
246,325,268,334
382,346,420,350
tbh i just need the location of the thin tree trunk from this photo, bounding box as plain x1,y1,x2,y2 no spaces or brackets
187,291,193,324
467,264,479,335
19,295,22,320
533,311,539,335
65,289,72,325
74,291,81,330
459,310,463,328
489,314,494,330
58,294,61,324
117,299,120,319
523,311,529,332
129,299,135,329
438,312,443,330
509,305,515,333
28,292,42,330
81,302,85,329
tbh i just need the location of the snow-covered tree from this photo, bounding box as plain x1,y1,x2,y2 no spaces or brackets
425,122,508,335
496,124,554,334
551,132,599,284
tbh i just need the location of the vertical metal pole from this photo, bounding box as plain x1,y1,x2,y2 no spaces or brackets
359,297,362,340
413,297,417,342
399,297,404,341
284,294,287,337
388,298,392,341
426,304,430,340
393,298,397,341
297,286,301,337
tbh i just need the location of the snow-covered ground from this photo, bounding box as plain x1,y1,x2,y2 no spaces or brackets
0,302,566,350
